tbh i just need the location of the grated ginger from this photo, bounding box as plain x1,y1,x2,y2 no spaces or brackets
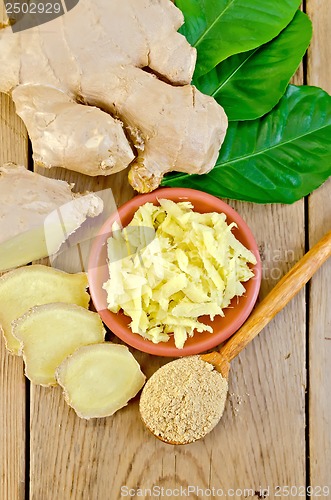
103,200,257,349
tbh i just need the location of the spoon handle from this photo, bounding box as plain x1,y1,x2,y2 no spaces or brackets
219,230,331,364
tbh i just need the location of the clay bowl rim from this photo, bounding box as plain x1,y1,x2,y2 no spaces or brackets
88,187,261,357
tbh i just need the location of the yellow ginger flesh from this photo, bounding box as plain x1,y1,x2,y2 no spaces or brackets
0,164,103,272
103,200,257,349
0,265,89,354
13,304,106,386
56,344,146,419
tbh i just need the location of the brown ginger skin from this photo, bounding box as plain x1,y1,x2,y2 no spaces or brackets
0,0,228,191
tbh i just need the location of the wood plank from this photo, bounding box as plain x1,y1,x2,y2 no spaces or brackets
1,8,29,498
308,181,331,490
29,178,306,494
29,168,150,500
0,89,29,500
306,0,331,489
18,8,306,500
204,200,306,496
199,41,306,498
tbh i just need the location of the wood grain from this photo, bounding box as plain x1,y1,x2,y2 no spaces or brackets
203,200,306,498
30,200,307,500
27,49,307,498
0,92,28,499
308,181,331,490
306,0,331,489
31,62,306,500
0,1,8,24
1,0,329,498
28,167,155,500
207,231,331,378
1,6,28,494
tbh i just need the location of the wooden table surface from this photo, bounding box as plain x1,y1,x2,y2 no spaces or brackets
1,2,330,499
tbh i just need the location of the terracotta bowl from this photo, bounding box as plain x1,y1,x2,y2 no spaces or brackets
88,187,261,357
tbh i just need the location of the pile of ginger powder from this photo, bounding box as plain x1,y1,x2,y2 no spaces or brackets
140,356,228,444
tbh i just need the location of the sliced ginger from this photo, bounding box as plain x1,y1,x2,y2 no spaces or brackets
0,265,89,354
56,344,146,419
13,304,106,386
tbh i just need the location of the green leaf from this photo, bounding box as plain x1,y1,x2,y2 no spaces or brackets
176,0,301,77
195,10,312,121
161,85,331,204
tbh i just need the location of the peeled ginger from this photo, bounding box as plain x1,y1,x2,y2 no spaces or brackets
0,265,90,354
56,344,146,419
13,304,106,386
0,164,103,272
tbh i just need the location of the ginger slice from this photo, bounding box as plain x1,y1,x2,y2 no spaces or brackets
0,164,103,272
56,344,146,419
0,265,89,355
13,304,106,386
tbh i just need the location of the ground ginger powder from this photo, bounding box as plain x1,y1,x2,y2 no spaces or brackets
139,356,228,444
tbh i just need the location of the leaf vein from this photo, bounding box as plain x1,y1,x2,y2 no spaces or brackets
194,0,236,47
217,123,331,167
211,49,259,97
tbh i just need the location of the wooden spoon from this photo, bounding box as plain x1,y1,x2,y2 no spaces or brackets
140,231,331,445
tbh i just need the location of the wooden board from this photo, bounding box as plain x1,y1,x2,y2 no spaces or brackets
30,98,307,500
0,95,28,500
306,0,331,490
29,202,306,500
0,2,330,499
0,5,28,494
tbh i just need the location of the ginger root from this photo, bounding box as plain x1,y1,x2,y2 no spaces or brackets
0,164,103,271
0,265,89,354
56,344,146,419
13,303,106,386
0,0,228,192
